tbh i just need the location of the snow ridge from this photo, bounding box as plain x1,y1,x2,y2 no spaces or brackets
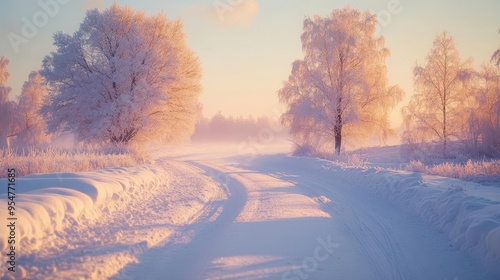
0,165,166,253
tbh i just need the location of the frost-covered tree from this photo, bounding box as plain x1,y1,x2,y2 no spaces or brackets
468,64,500,155
41,4,202,145
278,7,403,155
0,57,10,101
402,32,473,157
492,29,500,67
0,56,17,149
493,51,500,68
15,71,50,147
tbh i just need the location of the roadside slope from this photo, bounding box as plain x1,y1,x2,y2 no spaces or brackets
0,160,221,279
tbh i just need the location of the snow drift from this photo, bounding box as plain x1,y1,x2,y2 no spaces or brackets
0,165,167,252
0,159,222,279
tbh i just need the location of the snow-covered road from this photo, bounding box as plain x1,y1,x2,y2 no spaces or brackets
2,150,497,279
115,154,492,280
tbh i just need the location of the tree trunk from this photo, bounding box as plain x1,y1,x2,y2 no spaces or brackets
0,135,10,150
443,106,447,158
334,124,342,156
443,137,447,158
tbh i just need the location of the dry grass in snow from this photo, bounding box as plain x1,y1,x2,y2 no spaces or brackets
404,159,500,183
0,147,143,178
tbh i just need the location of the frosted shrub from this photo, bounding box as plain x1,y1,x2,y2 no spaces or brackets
292,144,316,157
322,152,369,168
345,154,368,168
404,160,426,173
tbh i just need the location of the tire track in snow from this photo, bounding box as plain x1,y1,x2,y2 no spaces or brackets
253,157,483,280
113,161,247,280
275,173,412,280
184,162,347,280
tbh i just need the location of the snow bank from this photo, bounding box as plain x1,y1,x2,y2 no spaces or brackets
323,163,500,272
0,165,167,252
0,160,221,279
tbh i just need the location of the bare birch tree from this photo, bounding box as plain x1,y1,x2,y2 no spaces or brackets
402,32,473,157
279,7,403,155
0,56,18,149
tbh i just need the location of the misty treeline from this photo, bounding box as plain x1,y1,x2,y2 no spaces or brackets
279,7,500,159
192,112,286,142
0,64,49,149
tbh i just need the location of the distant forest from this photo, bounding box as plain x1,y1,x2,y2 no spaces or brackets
192,112,288,142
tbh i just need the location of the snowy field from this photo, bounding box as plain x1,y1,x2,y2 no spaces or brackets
1,144,499,279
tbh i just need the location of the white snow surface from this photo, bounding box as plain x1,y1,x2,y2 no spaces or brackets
0,144,499,279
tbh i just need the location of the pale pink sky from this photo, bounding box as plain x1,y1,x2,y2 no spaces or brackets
1,0,499,128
